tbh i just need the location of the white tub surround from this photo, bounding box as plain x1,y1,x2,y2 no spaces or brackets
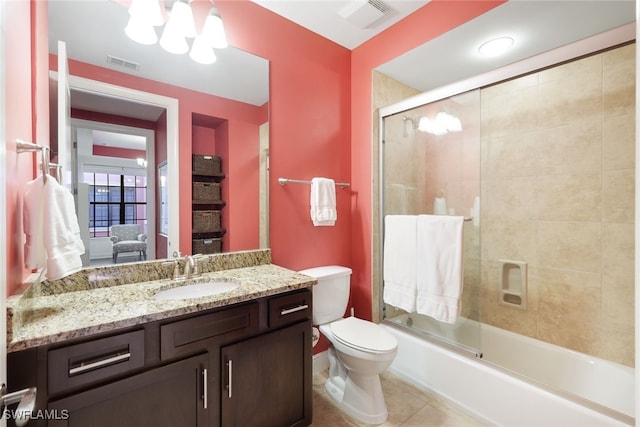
383,321,634,427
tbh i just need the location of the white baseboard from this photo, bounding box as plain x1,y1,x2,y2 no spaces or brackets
313,350,329,374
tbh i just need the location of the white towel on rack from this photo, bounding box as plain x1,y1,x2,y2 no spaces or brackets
416,215,464,324
383,215,417,313
23,175,47,270
310,177,337,226
23,173,85,280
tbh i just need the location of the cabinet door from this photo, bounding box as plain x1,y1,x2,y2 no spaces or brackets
221,320,312,427
48,354,209,427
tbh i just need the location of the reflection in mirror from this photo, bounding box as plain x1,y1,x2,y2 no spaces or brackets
48,0,269,266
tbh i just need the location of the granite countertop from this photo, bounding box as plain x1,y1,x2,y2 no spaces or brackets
8,250,316,352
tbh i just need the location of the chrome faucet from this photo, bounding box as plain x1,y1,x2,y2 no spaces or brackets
183,255,196,279
162,252,203,281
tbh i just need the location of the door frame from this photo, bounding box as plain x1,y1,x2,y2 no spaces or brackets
61,74,180,257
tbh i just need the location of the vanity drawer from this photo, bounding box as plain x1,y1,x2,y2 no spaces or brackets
160,303,259,360
268,289,312,328
48,329,145,395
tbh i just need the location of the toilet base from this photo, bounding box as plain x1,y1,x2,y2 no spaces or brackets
324,373,389,425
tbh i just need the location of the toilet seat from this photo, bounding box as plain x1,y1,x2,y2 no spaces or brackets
330,317,397,354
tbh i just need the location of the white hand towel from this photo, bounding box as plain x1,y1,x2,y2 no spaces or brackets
416,215,464,324
310,177,337,226
383,215,417,313
23,175,47,269
44,176,85,280
23,174,85,280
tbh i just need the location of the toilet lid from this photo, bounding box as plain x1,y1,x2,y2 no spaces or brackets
330,317,397,353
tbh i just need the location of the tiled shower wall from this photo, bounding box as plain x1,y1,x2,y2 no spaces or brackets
480,43,635,367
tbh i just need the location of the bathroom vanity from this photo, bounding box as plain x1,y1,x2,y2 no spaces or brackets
7,250,314,427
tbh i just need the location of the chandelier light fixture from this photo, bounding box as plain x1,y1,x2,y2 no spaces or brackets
124,0,228,65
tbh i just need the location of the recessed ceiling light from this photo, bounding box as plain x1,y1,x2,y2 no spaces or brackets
478,37,514,57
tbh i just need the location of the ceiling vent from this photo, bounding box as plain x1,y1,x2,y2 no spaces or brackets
338,0,391,29
106,55,140,71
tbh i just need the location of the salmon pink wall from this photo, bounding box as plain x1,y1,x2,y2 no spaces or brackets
71,108,157,130
349,1,506,320
5,0,49,296
92,145,145,159
216,1,352,272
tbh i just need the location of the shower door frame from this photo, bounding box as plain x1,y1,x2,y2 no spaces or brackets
377,23,636,350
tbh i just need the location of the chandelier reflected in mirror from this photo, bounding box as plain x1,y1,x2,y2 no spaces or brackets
124,0,228,65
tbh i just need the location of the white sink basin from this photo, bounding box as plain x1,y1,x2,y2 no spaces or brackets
152,281,240,300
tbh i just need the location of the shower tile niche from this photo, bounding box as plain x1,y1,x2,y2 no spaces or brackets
499,259,527,310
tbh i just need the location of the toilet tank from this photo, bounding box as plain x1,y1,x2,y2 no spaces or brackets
298,266,351,325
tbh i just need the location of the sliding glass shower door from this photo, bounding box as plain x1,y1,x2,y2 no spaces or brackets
381,89,482,355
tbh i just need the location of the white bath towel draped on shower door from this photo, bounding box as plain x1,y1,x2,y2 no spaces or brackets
416,215,464,324
382,215,417,313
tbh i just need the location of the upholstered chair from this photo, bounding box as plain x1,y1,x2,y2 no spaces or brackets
109,224,147,263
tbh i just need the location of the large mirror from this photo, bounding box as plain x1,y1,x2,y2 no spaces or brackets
48,0,269,266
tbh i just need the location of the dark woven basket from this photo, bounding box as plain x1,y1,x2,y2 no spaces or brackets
193,238,222,254
193,154,222,175
192,210,221,232
193,182,221,202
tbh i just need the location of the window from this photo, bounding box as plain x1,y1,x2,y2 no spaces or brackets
83,172,147,238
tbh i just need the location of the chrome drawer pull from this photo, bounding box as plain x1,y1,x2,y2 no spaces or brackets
227,360,233,398
69,352,131,375
202,368,208,409
280,304,309,316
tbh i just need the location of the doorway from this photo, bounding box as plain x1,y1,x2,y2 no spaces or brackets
72,119,156,265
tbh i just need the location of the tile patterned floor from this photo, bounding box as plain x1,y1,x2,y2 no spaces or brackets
311,370,488,427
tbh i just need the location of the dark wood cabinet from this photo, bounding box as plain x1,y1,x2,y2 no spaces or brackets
47,354,208,427
8,288,312,427
221,320,312,427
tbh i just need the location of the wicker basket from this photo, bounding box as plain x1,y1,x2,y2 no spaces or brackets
193,237,222,254
193,182,221,202
193,154,222,176
192,210,221,233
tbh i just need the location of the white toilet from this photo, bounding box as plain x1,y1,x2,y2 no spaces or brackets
299,266,398,425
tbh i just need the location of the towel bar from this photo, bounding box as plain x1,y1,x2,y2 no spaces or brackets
16,139,52,183
278,177,350,189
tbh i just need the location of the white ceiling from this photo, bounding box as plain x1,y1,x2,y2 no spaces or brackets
250,0,430,50
253,0,635,93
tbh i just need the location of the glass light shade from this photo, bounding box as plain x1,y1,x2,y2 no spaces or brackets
128,0,164,27
125,15,158,45
436,112,462,132
418,117,447,136
201,14,228,49
169,1,197,38
478,37,514,57
159,19,189,54
190,36,217,64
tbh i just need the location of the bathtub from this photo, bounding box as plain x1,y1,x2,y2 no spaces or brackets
383,315,635,426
